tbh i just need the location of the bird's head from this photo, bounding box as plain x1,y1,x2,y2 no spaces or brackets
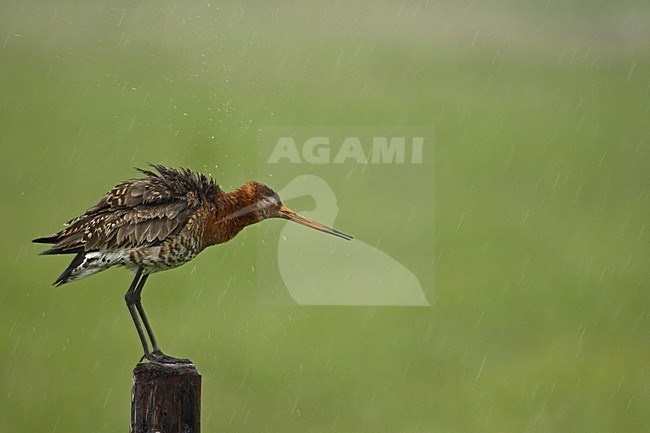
247,181,352,241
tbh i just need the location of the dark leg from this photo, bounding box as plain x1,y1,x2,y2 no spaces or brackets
128,269,191,364
124,268,151,357
132,274,159,351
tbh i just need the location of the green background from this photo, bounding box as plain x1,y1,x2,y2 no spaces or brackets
1,1,648,432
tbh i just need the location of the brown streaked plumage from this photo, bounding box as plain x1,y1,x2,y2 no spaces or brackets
33,165,352,363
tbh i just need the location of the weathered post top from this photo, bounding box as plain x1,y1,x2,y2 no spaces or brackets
130,362,202,433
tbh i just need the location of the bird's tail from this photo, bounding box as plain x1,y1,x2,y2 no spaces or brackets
51,250,123,286
53,252,85,286
32,235,63,256
32,235,59,244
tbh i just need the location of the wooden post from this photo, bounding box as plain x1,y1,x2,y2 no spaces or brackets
130,362,201,433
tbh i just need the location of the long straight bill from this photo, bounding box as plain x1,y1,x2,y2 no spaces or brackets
278,206,353,241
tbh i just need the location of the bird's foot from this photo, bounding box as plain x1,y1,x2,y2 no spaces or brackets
143,350,193,365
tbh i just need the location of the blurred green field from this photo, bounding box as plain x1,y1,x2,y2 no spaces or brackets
1,1,649,432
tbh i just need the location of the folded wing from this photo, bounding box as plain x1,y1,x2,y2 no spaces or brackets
33,165,220,254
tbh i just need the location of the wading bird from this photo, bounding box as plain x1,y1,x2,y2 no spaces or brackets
33,165,352,363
